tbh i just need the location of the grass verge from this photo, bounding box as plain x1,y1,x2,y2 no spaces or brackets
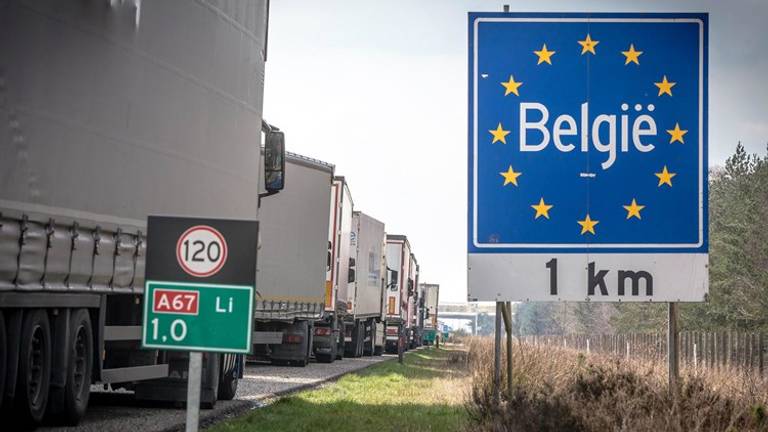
208,347,469,432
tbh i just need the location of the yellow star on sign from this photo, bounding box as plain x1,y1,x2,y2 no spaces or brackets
499,165,522,186
531,198,554,219
489,123,511,144
623,199,645,220
500,75,523,96
655,75,676,96
655,166,676,187
621,44,643,65
533,43,556,65
578,34,599,55
577,214,599,235
667,123,688,144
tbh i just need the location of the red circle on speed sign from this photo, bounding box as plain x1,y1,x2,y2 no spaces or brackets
175,225,228,277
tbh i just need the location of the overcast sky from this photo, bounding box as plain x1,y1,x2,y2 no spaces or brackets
263,0,768,303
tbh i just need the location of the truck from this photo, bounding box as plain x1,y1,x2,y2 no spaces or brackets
342,212,387,357
0,0,276,426
251,152,333,366
384,235,413,353
312,177,353,363
407,256,421,349
420,283,440,346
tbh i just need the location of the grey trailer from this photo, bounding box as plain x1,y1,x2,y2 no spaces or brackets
253,152,333,366
343,212,386,357
0,0,276,426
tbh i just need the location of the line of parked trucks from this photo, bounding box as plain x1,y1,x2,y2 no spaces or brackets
0,0,440,428
255,155,441,367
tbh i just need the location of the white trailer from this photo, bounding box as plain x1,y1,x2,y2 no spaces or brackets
343,212,387,357
253,152,334,366
420,283,440,345
384,235,412,353
407,254,421,348
312,177,353,362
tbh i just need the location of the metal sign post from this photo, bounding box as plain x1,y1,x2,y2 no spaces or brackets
143,216,258,431
185,352,203,432
493,302,502,403
668,302,680,391
502,302,513,396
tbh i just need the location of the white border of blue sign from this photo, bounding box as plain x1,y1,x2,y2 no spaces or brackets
468,13,709,254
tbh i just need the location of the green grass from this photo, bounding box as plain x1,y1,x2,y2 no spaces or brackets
208,347,468,432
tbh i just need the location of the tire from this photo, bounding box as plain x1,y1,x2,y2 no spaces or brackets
217,371,238,401
357,325,364,357
217,355,238,401
0,310,6,410
335,328,344,360
373,345,383,356
14,309,52,426
316,337,336,363
61,309,93,425
366,323,376,356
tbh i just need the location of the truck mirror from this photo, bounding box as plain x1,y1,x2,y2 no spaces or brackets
264,130,285,192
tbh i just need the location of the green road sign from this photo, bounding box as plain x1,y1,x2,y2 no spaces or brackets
142,281,254,353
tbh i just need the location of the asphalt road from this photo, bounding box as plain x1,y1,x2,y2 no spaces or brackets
39,355,394,432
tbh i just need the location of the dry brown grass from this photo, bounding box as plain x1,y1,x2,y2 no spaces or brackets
464,337,768,432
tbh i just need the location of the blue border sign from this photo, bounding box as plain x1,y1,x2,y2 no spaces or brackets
467,13,708,302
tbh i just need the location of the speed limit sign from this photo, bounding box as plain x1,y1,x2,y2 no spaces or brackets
143,216,258,353
176,225,228,277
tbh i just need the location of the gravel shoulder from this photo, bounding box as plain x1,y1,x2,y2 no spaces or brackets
39,355,395,432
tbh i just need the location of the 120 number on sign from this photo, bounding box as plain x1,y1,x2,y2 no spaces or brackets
175,225,228,277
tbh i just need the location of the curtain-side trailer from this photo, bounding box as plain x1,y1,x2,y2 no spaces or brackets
0,0,271,426
312,177,353,362
253,152,333,366
384,235,412,353
342,212,386,357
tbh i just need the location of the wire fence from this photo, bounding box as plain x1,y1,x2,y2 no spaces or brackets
521,332,767,375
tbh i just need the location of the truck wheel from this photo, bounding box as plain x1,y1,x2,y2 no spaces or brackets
335,329,344,360
356,324,364,358
217,354,238,401
217,370,238,401
316,334,336,363
61,309,93,425
14,309,52,426
0,310,6,410
365,322,375,356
